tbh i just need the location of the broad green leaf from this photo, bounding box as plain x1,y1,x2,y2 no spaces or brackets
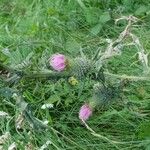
66,39,80,55
65,98,73,107
76,0,86,9
84,7,101,25
47,95,61,104
99,11,111,24
138,121,150,139
123,0,134,11
135,5,148,16
146,10,150,15
146,144,150,150
90,23,102,35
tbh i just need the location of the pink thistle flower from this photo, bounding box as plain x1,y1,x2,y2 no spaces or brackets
79,104,92,121
49,54,67,71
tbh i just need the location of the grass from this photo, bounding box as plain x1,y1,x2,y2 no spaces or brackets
0,0,150,149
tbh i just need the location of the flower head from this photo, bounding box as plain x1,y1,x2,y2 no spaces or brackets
68,76,78,86
49,54,67,71
79,104,92,121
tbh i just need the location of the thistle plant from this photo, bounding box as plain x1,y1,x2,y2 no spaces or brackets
70,57,93,79
0,15,150,148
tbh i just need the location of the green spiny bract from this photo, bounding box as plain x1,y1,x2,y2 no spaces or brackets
90,83,122,108
70,57,93,79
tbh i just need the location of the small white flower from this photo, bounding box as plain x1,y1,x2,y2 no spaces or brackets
41,104,54,109
106,39,112,43
12,93,18,99
15,113,24,129
39,140,52,150
2,48,10,56
138,52,148,66
0,132,10,144
8,142,16,150
0,111,9,118
43,120,49,125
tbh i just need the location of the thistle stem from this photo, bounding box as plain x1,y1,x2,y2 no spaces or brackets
104,72,150,81
1,62,150,81
23,72,70,79
0,62,70,79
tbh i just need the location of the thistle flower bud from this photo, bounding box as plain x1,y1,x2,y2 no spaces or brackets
79,104,92,121
68,76,78,85
49,54,67,71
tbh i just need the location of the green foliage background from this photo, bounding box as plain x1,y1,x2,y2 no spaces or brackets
0,0,150,149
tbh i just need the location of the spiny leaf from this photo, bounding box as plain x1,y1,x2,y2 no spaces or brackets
138,121,150,139
2,48,34,69
0,87,17,98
